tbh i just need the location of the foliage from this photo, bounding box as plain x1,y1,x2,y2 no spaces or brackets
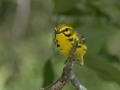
0,0,120,90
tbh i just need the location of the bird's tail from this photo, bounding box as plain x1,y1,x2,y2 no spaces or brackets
80,56,84,65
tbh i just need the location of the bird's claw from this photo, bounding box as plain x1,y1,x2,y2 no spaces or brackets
73,61,83,66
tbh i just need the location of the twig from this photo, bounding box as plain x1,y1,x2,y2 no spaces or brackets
40,40,87,90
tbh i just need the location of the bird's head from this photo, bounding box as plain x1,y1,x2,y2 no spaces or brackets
54,24,74,37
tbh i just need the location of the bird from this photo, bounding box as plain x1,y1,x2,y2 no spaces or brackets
54,24,87,65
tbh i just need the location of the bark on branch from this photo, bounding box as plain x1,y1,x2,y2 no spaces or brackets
40,40,87,90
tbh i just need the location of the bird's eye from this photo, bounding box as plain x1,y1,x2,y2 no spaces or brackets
65,28,69,31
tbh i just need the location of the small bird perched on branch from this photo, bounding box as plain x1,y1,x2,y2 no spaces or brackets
54,24,87,65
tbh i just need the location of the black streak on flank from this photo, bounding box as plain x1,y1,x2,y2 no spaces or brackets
63,33,71,37
78,45,81,48
68,38,73,42
55,39,58,44
57,44,60,47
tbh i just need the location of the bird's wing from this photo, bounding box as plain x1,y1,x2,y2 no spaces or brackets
75,31,86,44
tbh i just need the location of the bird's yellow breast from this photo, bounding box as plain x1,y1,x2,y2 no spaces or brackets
54,32,86,59
55,33,73,57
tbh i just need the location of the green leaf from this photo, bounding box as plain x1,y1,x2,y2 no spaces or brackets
0,0,12,3
42,59,54,87
71,19,82,28
85,56,120,84
86,2,111,21
56,7,85,16
53,0,111,23
53,0,80,14
98,46,119,63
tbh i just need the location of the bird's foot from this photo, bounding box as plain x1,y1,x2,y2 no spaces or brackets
73,61,83,66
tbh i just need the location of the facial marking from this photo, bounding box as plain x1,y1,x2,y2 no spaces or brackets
61,27,69,33
63,33,71,37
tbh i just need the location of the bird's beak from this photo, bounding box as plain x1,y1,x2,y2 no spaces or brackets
55,30,61,34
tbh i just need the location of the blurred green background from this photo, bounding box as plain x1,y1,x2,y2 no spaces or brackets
0,0,120,90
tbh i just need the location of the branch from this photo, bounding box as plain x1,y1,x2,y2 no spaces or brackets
40,40,87,90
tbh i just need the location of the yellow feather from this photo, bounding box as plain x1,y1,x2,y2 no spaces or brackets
54,24,87,65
